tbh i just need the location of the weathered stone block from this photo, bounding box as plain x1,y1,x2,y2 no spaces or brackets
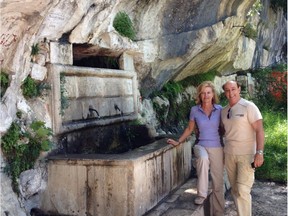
50,42,73,65
41,138,192,216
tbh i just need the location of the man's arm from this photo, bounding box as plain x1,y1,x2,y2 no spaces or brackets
252,119,265,168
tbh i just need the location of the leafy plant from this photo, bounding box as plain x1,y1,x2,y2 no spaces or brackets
60,73,69,115
31,43,40,56
252,64,287,112
31,43,40,62
152,81,183,99
151,81,195,130
0,70,9,98
113,11,136,40
1,120,53,193
22,75,51,99
242,23,258,40
22,75,39,98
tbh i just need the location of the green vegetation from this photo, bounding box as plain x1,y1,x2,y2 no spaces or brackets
252,64,287,112
31,43,40,56
1,120,53,193
113,11,136,40
22,75,39,98
150,70,218,130
22,75,50,99
242,23,258,40
151,81,193,130
31,43,40,62
60,73,69,115
251,64,287,183
247,0,263,17
254,110,287,183
151,64,287,183
0,70,9,98
180,70,217,88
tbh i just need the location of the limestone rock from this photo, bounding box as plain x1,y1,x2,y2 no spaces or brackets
19,169,44,200
0,172,26,216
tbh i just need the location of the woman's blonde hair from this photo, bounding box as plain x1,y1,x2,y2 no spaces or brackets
196,81,219,104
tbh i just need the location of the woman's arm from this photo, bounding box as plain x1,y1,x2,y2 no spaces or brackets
167,120,195,146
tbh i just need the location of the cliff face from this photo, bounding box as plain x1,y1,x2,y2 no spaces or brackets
0,0,286,214
1,0,286,94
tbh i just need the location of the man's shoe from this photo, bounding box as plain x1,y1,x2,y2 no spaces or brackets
194,196,206,205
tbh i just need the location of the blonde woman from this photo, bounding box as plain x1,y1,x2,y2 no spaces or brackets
167,81,224,216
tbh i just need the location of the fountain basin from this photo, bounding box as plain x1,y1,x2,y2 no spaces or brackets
41,138,192,216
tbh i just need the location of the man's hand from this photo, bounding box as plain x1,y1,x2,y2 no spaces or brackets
254,153,264,168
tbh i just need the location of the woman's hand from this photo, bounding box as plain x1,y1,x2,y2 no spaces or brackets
167,138,180,146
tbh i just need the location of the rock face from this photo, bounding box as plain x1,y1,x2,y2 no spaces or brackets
0,0,285,132
0,0,286,215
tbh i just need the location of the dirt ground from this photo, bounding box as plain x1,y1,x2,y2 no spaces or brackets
224,180,287,216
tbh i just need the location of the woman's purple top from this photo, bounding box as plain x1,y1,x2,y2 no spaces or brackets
189,104,222,147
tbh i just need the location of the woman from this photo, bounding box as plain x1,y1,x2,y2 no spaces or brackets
167,81,224,216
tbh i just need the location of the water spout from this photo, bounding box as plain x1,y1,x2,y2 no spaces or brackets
114,104,123,116
88,105,100,118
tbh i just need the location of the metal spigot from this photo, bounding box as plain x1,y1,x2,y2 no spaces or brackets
88,105,100,118
114,104,123,116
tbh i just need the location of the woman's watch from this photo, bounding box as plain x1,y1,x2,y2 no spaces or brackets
256,150,264,155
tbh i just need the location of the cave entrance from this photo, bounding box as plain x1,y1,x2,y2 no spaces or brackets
72,44,120,69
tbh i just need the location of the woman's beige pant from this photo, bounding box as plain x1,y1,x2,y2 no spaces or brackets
193,145,225,216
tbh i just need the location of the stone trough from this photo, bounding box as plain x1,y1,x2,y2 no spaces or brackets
41,138,192,216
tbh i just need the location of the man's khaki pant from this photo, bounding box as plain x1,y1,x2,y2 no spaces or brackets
225,153,255,216
193,145,224,216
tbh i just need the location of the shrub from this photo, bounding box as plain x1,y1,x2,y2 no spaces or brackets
151,81,195,131
22,75,51,99
1,120,53,193
250,64,287,183
22,75,39,98
252,64,287,113
113,11,136,40
242,23,258,40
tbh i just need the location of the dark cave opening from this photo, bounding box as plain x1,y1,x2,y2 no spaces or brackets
73,56,120,69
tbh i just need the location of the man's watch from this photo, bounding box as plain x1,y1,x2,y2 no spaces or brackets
256,150,264,155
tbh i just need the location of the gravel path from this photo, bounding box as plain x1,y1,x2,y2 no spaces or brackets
224,180,287,216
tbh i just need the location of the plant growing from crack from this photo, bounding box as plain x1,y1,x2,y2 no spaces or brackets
1,119,53,194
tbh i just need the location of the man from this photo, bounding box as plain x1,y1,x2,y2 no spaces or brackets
221,80,265,216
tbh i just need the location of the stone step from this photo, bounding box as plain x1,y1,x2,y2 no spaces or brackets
143,178,211,216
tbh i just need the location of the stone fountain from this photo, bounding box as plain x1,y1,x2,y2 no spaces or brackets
40,42,192,216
